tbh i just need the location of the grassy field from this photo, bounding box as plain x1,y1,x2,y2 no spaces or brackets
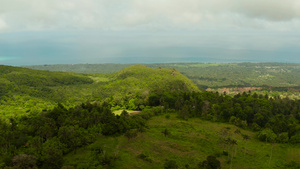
63,113,300,169
112,110,141,116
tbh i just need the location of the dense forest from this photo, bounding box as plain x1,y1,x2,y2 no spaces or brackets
1,64,300,168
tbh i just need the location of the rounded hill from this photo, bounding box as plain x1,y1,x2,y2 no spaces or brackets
93,65,200,104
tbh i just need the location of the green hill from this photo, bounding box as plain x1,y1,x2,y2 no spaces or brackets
92,65,199,111
0,65,199,118
0,65,95,118
96,65,199,97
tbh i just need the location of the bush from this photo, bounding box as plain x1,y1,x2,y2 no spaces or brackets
11,154,37,169
198,155,221,169
251,123,261,131
290,133,300,144
222,151,229,156
276,132,289,143
124,129,138,140
137,153,153,163
164,160,179,169
258,128,276,143
284,161,300,169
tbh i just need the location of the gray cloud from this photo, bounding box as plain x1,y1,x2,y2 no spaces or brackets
1,0,300,33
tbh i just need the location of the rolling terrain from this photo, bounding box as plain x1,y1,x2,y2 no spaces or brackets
24,62,300,88
0,65,198,118
25,62,300,99
0,64,299,169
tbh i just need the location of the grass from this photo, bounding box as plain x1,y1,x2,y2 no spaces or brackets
88,74,110,83
63,113,300,169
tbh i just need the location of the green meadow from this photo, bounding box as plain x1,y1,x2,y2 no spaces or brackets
63,113,300,169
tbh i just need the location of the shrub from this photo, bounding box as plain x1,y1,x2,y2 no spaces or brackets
290,133,300,144
137,153,153,163
198,155,221,169
164,160,179,169
276,132,289,143
258,128,276,143
11,154,37,169
284,161,300,169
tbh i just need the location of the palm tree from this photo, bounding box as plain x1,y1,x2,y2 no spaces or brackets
242,134,250,157
229,138,238,169
162,128,170,137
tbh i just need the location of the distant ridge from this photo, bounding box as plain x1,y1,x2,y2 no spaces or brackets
24,62,300,89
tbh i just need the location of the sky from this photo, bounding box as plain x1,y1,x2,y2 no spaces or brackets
1,0,300,65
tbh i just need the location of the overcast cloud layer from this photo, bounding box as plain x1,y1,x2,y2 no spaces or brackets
0,1,300,65
1,0,300,32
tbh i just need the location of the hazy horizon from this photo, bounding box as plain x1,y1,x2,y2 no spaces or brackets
1,1,300,66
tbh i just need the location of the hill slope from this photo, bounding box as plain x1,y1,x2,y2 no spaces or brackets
0,65,199,118
63,113,300,169
97,65,199,96
92,65,199,110
0,65,95,118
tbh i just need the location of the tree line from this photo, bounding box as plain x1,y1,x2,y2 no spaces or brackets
0,102,146,168
1,90,299,168
148,91,300,144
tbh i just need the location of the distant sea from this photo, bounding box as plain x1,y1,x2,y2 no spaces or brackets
1,47,299,66
1,55,299,66
1,31,299,66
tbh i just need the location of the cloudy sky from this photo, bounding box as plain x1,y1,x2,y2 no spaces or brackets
1,0,300,65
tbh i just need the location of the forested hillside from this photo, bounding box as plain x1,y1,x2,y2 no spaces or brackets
0,65,197,118
25,64,132,74
1,91,299,168
93,65,199,111
24,62,300,88
25,62,300,99
0,65,95,118
1,64,300,168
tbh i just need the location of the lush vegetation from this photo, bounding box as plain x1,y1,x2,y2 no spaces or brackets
25,62,300,99
0,65,197,118
64,113,300,169
1,90,300,168
1,64,300,168
0,102,146,168
25,62,300,88
93,65,199,110
0,65,96,118
148,91,300,143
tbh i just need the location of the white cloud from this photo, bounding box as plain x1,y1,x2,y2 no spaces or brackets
0,0,300,33
0,17,9,32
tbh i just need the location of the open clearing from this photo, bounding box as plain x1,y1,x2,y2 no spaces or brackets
113,110,141,116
